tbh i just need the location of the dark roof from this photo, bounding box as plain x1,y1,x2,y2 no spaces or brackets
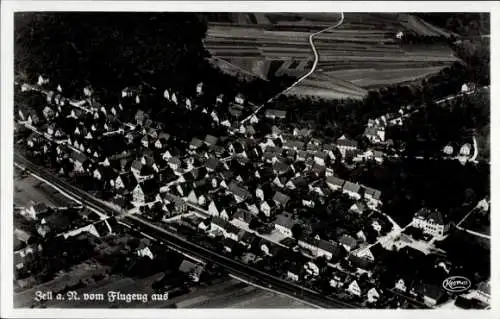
139,179,159,195
284,139,305,150
274,212,294,229
318,240,342,256
228,181,252,200
289,176,308,189
190,137,204,148
233,209,254,223
157,168,177,184
349,253,374,270
343,181,361,194
206,157,222,171
70,150,88,163
212,217,240,234
117,172,138,190
273,161,291,174
339,234,357,249
265,109,287,118
273,191,290,206
205,135,219,146
363,186,382,200
336,138,358,148
326,176,345,187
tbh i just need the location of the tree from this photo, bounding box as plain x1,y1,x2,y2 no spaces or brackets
248,217,260,230
291,223,303,240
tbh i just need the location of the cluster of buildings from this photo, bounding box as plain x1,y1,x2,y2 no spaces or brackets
15,74,485,309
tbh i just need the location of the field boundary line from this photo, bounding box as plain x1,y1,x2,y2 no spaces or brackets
241,12,345,124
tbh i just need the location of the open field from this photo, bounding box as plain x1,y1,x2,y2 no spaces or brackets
14,169,76,207
174,278,313,308
204,13,460,99
460,207,490,237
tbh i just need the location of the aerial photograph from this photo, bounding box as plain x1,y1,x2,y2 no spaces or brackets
11,11,490,310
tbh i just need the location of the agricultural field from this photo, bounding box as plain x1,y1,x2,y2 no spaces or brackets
204,13,460,99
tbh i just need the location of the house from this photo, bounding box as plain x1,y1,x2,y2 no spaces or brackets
204,135,219,146
394,278,407,292
186,189,206,206
22,202,49,220
211,217,240,241
167,157,182,171
304,261,321,277
346,280,362,296
132,180,159,205
260,200,274,217
326,176,345,191
336,136,358,157
207,200,222,217
189,137,204,150
342,181,362,200
283,139,305,151
136,241,155,260
234,93,245,105
228,181,252,203
316,239,342,260
349,248,375,270
286,176,308,191
460,143,472,156
37,74,50,86
196,82,203,95
287,264,303,282
233,209,254,225
349,202,367,215
443,144,454,155
313,152,329,166
367,287,380,303
293,128,312,139
363,186,382,206
69,151,88,173
274,212,295,237
298,237,342,261
265,109,287,120
329,273,347,289
273,191,290,208
363,127,385,144
412,208,449,237
339,234,357,252
115,172,138,192
205,157,222,172
461,83,473,93
178,259,204,282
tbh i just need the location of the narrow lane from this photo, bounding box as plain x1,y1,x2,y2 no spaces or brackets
241,12,345,124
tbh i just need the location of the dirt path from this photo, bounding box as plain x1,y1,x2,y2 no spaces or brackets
241,12,345,124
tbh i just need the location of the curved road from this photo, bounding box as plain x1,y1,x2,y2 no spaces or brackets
241,12,345,124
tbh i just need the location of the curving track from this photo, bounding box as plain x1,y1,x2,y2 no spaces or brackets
241,12,345,124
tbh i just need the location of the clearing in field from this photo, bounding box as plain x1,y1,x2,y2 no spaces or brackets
204,13,460,100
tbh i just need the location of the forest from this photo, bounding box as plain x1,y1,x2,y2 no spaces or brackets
14,12,288,106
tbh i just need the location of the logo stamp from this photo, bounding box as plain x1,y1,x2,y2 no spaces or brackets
442,276,471,293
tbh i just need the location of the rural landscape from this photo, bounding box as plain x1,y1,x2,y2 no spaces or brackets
205,13,465,99
7,9,491,314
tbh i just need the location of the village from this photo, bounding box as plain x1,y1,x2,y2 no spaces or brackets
12,73,491,309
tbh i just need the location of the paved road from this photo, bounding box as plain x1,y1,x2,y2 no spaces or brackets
240,12,345,124
14,151,358,309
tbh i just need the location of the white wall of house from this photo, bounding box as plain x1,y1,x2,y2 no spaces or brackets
275,224,292,237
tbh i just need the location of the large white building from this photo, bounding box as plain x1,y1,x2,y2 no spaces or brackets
412,208,449,237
